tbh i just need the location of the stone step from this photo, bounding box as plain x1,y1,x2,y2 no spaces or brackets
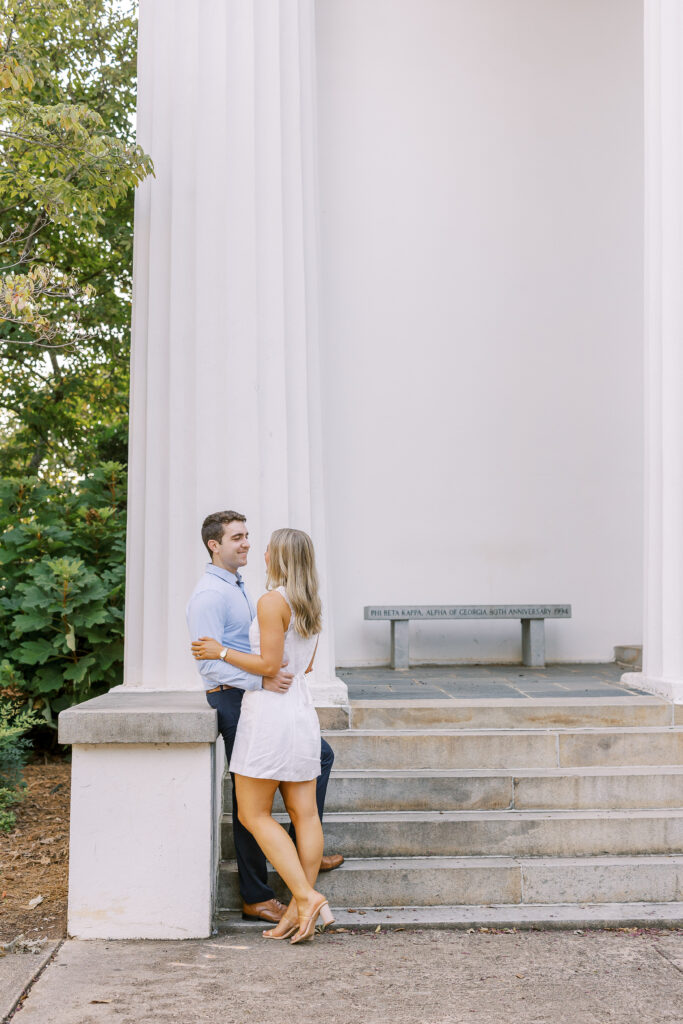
347,697,673,731
217,854,683,909
215,902,683,932
505,766,683,811
223,765,683,812
221,808,683,859
321,727,683,770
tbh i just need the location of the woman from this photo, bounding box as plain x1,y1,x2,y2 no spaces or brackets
191,527,334,944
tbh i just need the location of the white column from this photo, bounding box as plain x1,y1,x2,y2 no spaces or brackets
123,0,346,702
623,0,683,703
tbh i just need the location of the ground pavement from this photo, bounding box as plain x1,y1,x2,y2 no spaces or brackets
338,662,646,700
5,664,676,1022
2,929,682,1024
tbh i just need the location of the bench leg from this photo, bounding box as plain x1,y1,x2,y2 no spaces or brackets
391,620,410,669
521,618,545,667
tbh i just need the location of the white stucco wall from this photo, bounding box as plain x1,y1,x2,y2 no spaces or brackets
316,0,644,665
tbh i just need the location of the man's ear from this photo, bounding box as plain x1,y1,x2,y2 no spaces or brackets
207,538,219,555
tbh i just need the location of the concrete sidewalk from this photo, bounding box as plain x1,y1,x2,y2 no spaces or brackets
0,941,59,1022
8,928,683,1024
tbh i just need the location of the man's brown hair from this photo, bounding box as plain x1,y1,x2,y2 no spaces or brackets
201,510,246,556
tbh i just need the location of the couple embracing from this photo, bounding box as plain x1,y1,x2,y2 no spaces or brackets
186,510,343,945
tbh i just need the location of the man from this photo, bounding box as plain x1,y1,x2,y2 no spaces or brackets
186,510,343,924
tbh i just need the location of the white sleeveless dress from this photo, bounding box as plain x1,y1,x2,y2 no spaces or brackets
229,587,321,782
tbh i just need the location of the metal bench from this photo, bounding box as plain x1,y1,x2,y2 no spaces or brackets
364,604,572,669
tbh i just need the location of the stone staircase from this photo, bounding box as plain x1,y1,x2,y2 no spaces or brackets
216,697,683,929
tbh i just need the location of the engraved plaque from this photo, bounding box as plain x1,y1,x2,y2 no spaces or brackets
364,605,571,620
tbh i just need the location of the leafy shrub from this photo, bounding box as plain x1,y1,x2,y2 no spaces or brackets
0,700,39,832
0,463,126,728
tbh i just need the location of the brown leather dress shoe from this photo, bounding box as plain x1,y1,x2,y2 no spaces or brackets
319,853,344,872
241,898,287,923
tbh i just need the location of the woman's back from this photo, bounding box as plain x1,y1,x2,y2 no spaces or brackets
249,586,318,677
233,586,321,781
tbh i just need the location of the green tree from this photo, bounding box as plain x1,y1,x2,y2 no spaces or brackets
0,697,38,830
0,0,152,479
0,464,127,727
0,3,150,728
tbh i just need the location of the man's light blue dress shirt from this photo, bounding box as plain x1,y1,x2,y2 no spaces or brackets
186,564,261,692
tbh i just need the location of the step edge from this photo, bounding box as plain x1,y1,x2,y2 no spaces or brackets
318,766,683,778
214,902,683,930
219,853,683,872
348,698,669,707
323,727,683,736
221,808,683,823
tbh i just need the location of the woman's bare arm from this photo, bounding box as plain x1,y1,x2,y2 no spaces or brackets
191,591,289,676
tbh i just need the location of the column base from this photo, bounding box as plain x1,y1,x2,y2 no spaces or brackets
306,671,349,707
621,672,683,704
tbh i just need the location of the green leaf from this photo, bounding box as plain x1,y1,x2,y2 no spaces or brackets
11,610,53,633
31,664,66,694
76,605,110,628
63,655,95,684
15,637,55,665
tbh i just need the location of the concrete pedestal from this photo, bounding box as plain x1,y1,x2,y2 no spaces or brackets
59,693,218,939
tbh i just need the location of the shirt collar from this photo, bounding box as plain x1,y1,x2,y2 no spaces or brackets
205,563,243,587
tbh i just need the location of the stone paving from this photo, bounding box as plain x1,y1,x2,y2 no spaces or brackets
8,930,683,1024
338,663,648,700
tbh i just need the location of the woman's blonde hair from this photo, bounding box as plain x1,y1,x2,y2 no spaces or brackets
266,528,322,638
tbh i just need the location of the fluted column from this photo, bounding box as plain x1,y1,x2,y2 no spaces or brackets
123,0,346,702
623,0,683,702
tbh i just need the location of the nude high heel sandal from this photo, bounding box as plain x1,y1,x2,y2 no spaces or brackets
263,915,298,940
290,896,335,945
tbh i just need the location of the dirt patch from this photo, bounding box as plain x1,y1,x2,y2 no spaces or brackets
0,764,70,942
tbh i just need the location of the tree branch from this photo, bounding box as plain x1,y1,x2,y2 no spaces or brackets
19,210,49,261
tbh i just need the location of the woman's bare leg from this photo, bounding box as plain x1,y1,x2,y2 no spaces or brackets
268,780,325,934
280,780,324,885
234,775,319,916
